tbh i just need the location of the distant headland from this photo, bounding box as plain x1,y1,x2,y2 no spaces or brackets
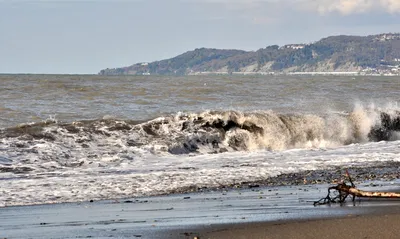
99,33,400,76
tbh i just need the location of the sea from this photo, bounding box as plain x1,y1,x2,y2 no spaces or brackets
0,74,399,207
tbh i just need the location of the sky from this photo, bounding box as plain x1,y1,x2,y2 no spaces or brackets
1,0,400,74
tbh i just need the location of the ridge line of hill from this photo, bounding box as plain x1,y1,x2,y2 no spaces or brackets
99,33,400,76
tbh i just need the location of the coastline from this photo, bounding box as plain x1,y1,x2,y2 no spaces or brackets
1,180,400,239
3,162,400,208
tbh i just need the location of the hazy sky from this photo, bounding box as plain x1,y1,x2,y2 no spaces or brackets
1,0,400,74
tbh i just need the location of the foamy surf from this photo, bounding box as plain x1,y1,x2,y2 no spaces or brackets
1,104,398,159
0,103,399,206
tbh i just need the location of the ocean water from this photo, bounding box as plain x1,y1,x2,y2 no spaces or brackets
0,74,399,206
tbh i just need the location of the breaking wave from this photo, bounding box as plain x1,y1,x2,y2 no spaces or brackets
0,105,399,165
1,103,400,206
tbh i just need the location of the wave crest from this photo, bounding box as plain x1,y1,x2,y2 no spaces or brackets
136,106,400,154
0,105,399,164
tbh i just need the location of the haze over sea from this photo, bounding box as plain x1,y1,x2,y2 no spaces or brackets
0,74,399,207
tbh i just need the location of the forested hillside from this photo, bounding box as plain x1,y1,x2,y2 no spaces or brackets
99,33,400,75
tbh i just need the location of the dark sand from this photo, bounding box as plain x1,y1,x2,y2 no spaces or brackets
1,180,400,239
199,213,400,239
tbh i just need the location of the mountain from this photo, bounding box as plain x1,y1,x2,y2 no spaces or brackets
99,33,400,75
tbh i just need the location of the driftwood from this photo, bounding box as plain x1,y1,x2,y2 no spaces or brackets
314,170,400,206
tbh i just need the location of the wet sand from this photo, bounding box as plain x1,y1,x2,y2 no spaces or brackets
199,213,400,239
1,180,400,239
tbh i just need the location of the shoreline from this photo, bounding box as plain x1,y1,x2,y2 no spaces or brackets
2,162,400,208
2,180,400,238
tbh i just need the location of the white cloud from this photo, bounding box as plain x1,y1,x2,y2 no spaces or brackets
309,0,374,15
200,0,400,15
380,0,400,13
296,0,400,15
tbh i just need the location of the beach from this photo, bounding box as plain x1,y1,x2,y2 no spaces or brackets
2,179,400,239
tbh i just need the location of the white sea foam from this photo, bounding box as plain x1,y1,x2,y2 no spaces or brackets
1,138,400,207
